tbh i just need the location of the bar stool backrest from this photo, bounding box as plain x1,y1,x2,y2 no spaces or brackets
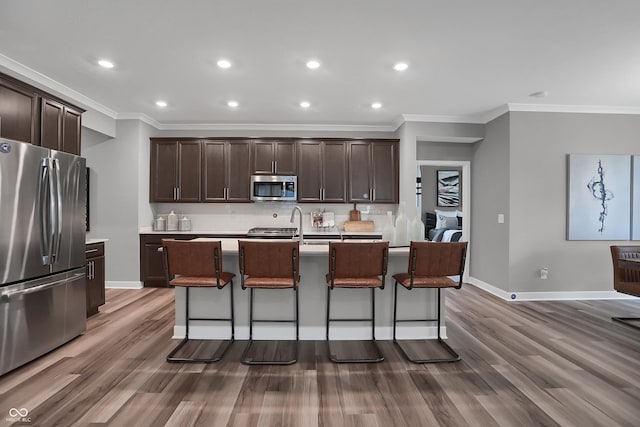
238,240,300,280
162,239,222,278
408,241,467,279
611,245,640,297
329,241,389,278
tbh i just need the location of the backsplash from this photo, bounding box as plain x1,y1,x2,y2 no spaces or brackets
151,202,400,232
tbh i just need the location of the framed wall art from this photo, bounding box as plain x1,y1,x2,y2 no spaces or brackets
437,170,460,207
567,154,631,240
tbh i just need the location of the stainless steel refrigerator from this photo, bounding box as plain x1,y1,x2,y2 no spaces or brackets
0,137,87,376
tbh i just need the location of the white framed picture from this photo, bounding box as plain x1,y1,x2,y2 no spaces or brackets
567,154,631,240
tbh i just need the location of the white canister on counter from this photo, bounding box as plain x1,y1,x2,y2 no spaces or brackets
179,216,191,231
167,210,178,231
153,216,166,231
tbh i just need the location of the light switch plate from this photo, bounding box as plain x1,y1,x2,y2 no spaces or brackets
498,214,505,223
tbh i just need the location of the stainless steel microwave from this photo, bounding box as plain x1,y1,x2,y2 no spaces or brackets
250,175,297,201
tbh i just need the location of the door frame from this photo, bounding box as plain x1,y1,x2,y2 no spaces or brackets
416,160,471,282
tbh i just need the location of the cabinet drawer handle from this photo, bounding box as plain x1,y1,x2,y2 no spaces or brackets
86,248,99,255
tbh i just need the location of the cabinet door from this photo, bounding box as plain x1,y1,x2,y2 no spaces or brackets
252,141,275,174
297,141,322,202
140,236,168,287
371,141,397,203
40,98,63,151
62,106,82,155
322,141,347,202
86,256,105,316
274,141,296,175
202,140,227,201
348,142,372,202
177,141,201,202
226,141,251,201
150,141,178,202
0,77,39,144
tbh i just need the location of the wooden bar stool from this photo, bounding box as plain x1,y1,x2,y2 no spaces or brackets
162,239,235,363
238,240,300,365
392,241,467,363
326,241,389,363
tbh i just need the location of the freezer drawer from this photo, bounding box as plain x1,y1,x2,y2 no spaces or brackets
0,268,86,376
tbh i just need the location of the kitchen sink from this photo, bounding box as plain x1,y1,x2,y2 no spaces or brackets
247,227,298,238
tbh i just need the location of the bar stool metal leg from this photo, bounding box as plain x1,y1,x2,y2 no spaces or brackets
167,285,235,363
241,287,299,365
393,285,460,364
326,287,384,363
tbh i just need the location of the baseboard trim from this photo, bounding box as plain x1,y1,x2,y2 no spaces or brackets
105,281,143,289
468,277,636,301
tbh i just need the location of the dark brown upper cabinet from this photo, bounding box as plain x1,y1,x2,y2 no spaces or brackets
348,140,398,203
0,72,83,154
150,140,201,202
297,140,347,202
252,140,296,175
202,140,251,202
40,98,82,155
0,75,39,144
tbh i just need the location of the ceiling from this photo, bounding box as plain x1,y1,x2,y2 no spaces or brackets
1,0,639,128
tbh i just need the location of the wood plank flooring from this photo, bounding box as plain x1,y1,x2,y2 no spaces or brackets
1,285,640,426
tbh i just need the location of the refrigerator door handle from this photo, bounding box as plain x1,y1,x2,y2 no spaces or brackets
0,272,84,299
51,158,63,262
38,158,54,265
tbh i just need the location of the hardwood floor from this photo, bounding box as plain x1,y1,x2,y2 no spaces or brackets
1,285,640,426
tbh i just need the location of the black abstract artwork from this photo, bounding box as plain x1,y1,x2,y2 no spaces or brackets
586,159,613,233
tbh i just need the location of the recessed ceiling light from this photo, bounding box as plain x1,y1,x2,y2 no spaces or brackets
227,100,239,108
393,62,408,71
217,59,231,68
306,60,320,69
155,101,167,107
98,59,114,68
371,102,382,109
530,90,549,98
300,101,311,108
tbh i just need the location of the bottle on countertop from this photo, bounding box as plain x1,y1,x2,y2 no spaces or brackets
409,211,425,242
394,203,409,246
167,210,179,231
382,211,395,243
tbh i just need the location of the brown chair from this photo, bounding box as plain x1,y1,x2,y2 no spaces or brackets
162,239,235,363
238,240,300,365
610,245,640,329
326,241,389,363
392,241,467,363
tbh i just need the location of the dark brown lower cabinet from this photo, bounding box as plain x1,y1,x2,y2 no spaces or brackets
86,242,106,317
140,234,195,287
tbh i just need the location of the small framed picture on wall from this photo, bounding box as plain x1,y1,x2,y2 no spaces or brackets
437,170,460,207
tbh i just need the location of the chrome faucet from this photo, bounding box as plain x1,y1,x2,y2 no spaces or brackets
290,206,304,244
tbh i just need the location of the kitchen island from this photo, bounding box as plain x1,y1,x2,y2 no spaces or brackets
169,238,453,341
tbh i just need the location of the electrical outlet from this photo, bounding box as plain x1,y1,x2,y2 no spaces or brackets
540,268,549,279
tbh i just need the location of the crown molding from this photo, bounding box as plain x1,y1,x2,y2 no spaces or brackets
145,122,397,132
507,103,640,115
116,112,162,128
0,53,117,119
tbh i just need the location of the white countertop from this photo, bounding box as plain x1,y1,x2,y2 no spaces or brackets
139,226,381,237
192,237,409,256
86,238,109,245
